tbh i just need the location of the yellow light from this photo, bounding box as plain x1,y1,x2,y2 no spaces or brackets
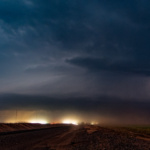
29,119,48,124
62,119,78,125
91,121,98,125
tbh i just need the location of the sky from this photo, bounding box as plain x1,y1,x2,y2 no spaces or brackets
0,0,150,124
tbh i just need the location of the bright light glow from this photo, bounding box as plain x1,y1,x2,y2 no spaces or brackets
29,119,48,124
91,121,98,125
62,119,78,125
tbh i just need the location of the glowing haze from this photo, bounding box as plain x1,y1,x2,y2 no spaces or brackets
0,0,150,125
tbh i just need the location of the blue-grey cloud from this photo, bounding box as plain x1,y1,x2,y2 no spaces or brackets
0,0,150,108
66,57,150,76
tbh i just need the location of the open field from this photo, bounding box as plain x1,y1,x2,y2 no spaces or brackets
0,123,149,150
0,123,52,132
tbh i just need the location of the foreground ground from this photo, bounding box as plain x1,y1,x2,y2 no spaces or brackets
0,123,150,150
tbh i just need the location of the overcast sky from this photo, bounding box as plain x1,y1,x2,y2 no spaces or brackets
0,0,150,124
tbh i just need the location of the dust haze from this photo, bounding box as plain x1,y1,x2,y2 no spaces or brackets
0,94,149,125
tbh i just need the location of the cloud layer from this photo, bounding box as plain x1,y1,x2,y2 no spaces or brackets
0,0,150,123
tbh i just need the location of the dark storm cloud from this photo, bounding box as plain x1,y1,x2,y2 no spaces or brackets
66,57,150,76
1,0,150,55
0,0,150,103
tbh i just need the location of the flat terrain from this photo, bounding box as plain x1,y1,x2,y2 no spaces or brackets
0,124,150,150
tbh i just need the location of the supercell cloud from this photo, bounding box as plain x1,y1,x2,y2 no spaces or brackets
0,0,150,124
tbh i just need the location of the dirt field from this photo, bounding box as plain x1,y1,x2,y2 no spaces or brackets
0,123,149,150
0,123,52,132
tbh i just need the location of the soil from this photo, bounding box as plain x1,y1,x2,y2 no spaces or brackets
0,124,149,150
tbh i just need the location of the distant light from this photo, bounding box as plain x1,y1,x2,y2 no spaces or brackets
29,119,48,124
91,121,98,125
51,122,59,124
62,119,78,125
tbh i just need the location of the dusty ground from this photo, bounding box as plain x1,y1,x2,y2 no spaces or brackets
0,124,149,150
0,123,52,132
